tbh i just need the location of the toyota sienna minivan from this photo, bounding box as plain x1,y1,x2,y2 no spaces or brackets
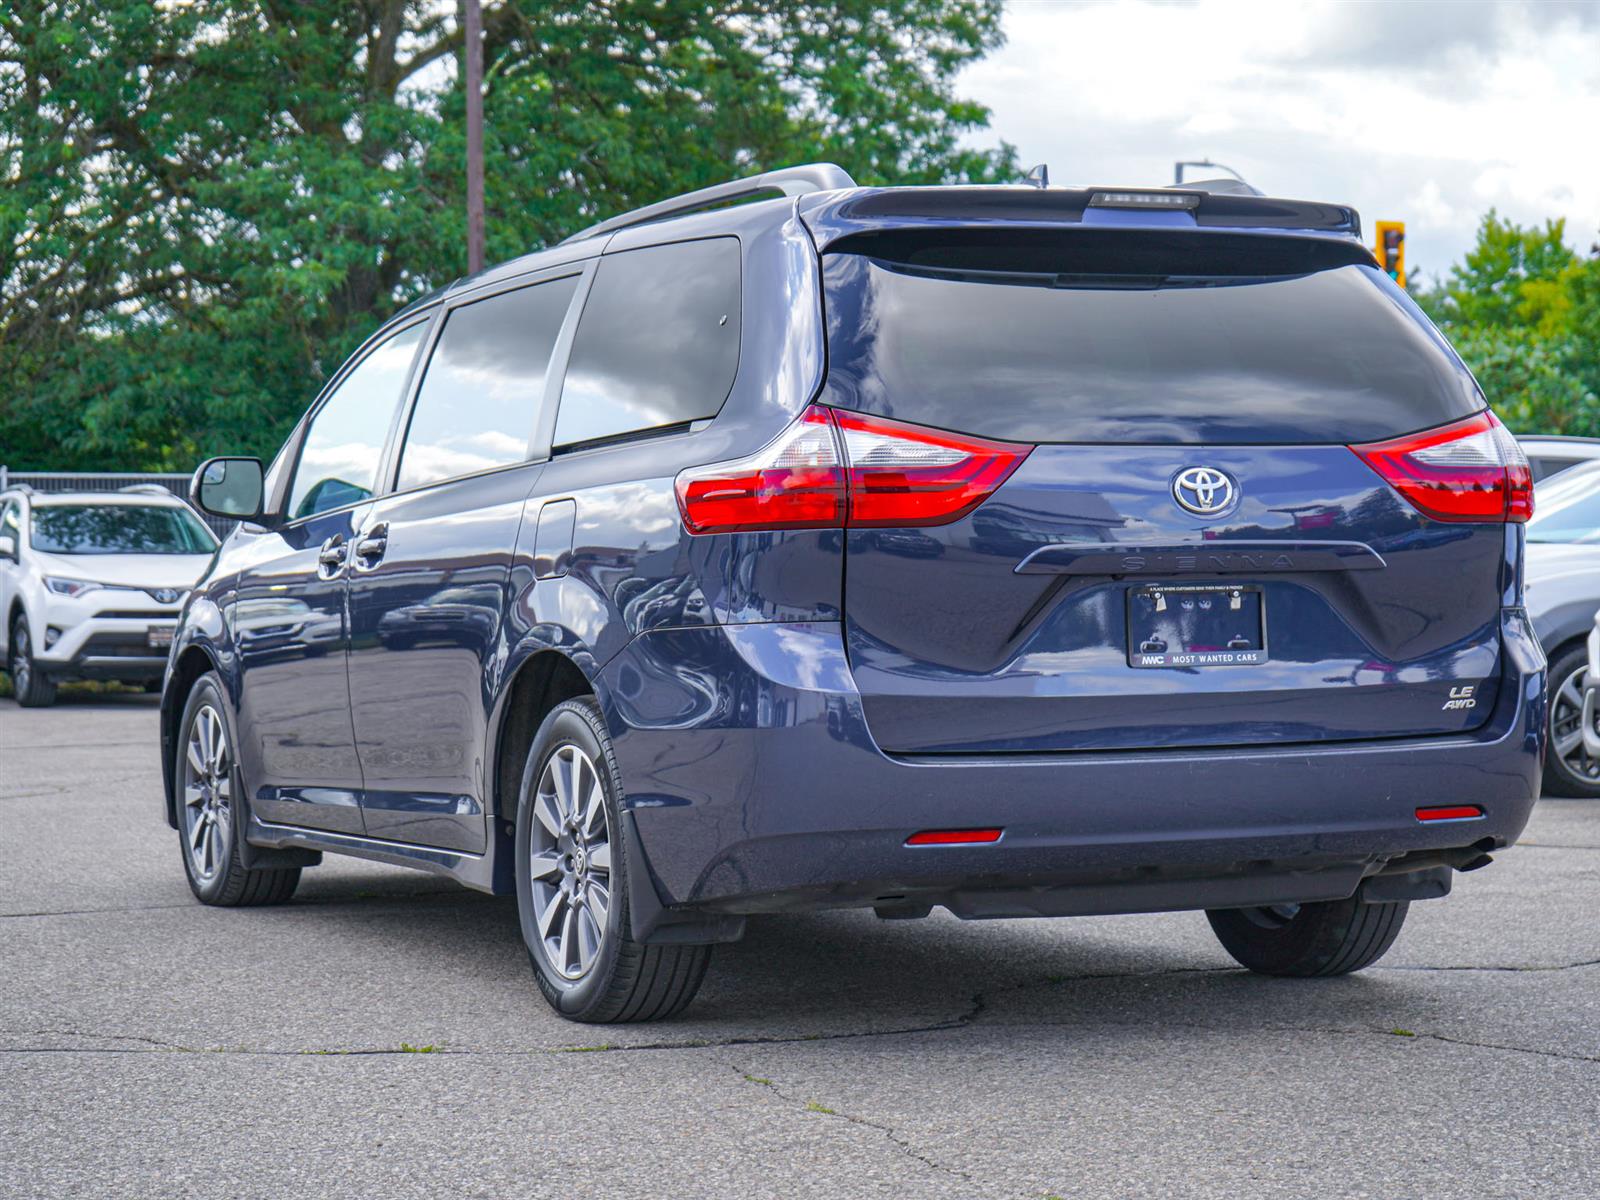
165,165,1545,1022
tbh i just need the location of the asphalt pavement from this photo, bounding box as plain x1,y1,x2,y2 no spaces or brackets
2,694,1596,1199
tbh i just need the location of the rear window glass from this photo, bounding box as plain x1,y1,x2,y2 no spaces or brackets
821,250,1482,445
32,505,216,555
555,238,741,449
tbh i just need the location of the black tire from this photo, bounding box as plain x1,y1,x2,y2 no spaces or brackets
175,672,300,906
1207,896,1408,977
8,615,58,707
1543,643,1600,798
515,697,710,1023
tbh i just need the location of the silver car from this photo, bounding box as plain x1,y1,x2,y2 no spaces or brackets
1525,460,1600,795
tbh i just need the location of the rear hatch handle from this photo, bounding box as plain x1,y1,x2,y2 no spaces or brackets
1014,540,1387,576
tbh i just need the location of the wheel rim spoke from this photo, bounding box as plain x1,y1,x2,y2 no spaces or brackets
558,906,579,974
577,909,602,973
552,749,574,823
582,780,605,839
528,849,562,880
537,889,564,941
588,842,611,875
534,789,563,839
587,880,610,929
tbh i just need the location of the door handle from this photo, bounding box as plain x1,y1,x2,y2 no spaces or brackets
354,523,388,567
317,535,348,575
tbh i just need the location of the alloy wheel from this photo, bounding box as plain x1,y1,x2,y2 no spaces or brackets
182,704,233,882
11,623,31,694
528,743,613,980
1551,663,1600,785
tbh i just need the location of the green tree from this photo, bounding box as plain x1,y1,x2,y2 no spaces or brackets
0,1,1015,471
1416,211,1600,438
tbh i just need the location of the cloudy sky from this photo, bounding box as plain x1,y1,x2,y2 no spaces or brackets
959,0,1600,284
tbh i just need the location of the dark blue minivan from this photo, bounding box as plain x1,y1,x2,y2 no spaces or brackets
166,165,1545,1022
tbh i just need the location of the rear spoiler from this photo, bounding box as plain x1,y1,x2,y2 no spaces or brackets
799,185,1362,251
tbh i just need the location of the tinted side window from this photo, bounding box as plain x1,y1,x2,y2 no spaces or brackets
289,323,425,520
397,275,579,491
555,238,741,448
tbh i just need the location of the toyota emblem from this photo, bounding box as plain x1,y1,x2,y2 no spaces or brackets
1172,467,1237,516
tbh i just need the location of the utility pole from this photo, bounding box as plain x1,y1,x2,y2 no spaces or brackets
463,0,485,274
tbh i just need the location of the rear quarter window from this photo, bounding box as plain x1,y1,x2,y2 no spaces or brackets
554,237,741,449
821,247,1482,445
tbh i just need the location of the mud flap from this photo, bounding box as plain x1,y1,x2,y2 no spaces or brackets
622,809,744,945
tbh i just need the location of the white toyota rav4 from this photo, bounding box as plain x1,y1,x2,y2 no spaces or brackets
0,486,218,706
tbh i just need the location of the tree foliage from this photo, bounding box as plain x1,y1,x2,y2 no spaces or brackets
0,1,1015,470
1416,212,1600,438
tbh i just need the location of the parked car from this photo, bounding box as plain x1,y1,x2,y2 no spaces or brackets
1524,459,1600,795
165,165,1545,1023
1,486,218,706
1517,435,1600,482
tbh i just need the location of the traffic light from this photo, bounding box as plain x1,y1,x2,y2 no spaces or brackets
1375,220,1405,289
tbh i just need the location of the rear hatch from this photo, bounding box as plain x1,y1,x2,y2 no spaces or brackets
820,227,1514,754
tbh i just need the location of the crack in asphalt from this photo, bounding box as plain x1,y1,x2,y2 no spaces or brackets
1375,958,1600,974
731,1062,974,1184
10,962,1597,1068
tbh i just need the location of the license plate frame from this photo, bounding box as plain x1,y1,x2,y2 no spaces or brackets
1127,584,1268,669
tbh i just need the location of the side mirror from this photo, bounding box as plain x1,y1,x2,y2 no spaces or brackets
191,457,266,522
0,533,15,561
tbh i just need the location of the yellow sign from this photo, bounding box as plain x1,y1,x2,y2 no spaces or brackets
1375,220,1406,289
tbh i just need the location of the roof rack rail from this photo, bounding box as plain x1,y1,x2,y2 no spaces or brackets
119,484,175,497
1175,177,1265,198
560,163,856,245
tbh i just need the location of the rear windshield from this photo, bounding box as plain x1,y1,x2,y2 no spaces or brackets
31,504,216,555
821,244,1482,445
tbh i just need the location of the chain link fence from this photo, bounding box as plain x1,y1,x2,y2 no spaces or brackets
0,468,235,538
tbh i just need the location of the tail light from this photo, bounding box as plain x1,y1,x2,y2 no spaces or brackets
676,405,1031,534
1351,411,1532,523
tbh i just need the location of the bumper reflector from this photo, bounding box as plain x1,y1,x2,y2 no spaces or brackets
1415,805,1485,822
906,828,1003,846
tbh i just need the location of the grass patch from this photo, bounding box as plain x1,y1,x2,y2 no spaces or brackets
804,1101,835,1115
1390,1028,1416,1038
398,1042,438,1053
743,1074,773,1086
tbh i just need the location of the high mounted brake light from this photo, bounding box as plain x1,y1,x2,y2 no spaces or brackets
1088,190,1200,210
674,406,1032,534
1351,411,1533,524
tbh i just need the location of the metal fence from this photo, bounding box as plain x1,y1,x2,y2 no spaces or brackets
0,468,235,538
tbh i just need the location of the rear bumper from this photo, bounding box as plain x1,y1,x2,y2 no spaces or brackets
602,612,1546,918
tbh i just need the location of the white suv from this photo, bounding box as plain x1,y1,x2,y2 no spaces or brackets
0,487,219,706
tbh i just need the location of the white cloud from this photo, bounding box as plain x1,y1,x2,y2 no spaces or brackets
962,0,1600,284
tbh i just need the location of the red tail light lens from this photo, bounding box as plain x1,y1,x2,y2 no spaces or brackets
675,407,846,534
676,406,1032,534
1351,411,1533,523
833,409,1031,527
